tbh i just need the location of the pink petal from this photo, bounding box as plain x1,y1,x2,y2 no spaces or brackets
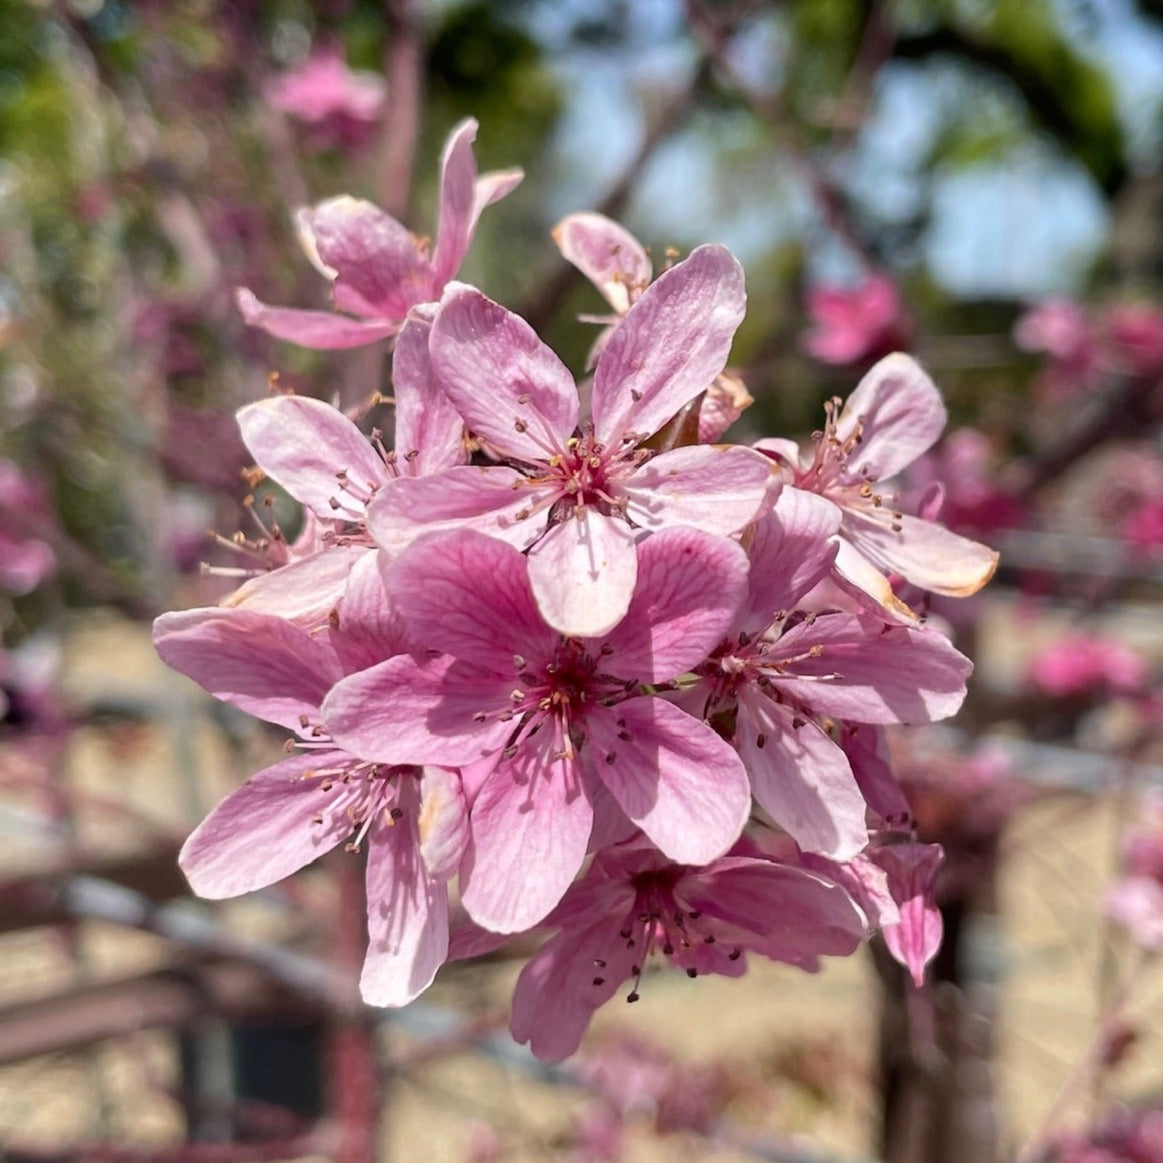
1105,877,1163,949
153,608,341,730
841,723,912,825
361,787,449,1007
430,284,579,460
773,614,972,723
620,444,779,535
830,539,919,623
222,546,367,625
876,842,944,986
430,118,523,286
367,465,549,555
584,699,750,865
591,245,745,446
328,549,413,671
236,288,398,349
552,212,652,314
837,353,946,481
594,525,747,682
302,196,433,320
735,691,868,859
179,752,349,898
842,509,999,597
417,766,469,881
527,509,638,638
388,529,556,670
739,491,841,631
236,395,387,521
682,859,866,960
510,908,636,1062
460,741,595,932
698,370,754,442
391,307,466,475
322,654,515,766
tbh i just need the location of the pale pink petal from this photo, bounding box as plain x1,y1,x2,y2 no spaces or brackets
584,699,750,865
417,766,469,881
830,539,919,623
391,307,465,475
593,525,747,682
836,353,946,481
591,245,745,445
153,608,341,730
179,752,349,897
430,118,523,285
841,723,911,825
682,859,866,960
842,509,999,597
222,546,367,625
460,741,595,932
329,549,412,671
620,444,779,535
552,212,652,314
735,691,868,859
322,654,514,766
236,395,387,521
303,196,433,319
773,615,972,723
431,284,579,460
367,466,549,555
236,288,398,349
697,370,754,442
739,491,841,631
510,909,636,1062
527,509,638,638
801,850,900,929
753,437,803,476
389,529,556,670
360,786,449,1007
1105,877,1163,949
876,842,944,986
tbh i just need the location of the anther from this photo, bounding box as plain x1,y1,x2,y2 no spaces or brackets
389,807,404,820
756,732,766,749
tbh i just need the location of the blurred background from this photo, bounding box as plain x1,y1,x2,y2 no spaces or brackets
3,1,1163,1161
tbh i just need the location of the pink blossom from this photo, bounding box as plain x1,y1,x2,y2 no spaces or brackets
265,45,385,150
1122,497,1163,556
689,489,974,859
758,353,999,617
321,526,753,933
370,245,778,635
554,212,755,440
508,837,866,1061
1014,300,1100,402
152,597,465,1007
217,312,464,622
905,427,1025,540
802,274,911,366
238,118,522,349
0,459,56,596
873,840,944,986
1101,302,1163,379
1027,633,1148,698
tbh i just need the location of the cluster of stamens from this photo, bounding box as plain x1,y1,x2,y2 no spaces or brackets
589,869,742,1003
471,641,636,767
796,399,905,532
289,717,415,852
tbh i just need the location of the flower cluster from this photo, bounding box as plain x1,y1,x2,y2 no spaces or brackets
153,118,998,1062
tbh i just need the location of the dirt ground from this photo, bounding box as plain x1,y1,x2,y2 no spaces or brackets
1,609,1161,1161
